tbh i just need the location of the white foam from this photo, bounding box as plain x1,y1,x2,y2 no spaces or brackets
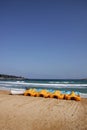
80,93,87,98
0,81,87,88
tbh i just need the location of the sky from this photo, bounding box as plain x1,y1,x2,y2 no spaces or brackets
0,0,87,79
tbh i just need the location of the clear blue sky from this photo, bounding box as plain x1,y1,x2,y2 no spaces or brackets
0,0,87,79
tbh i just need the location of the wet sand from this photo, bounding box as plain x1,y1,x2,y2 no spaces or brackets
0,90,87,130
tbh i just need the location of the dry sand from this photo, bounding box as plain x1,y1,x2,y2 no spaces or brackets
0,90,87,130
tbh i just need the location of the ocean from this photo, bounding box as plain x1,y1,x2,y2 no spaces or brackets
0,79,87,98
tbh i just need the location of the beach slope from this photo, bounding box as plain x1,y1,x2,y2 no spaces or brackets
0,90,87,130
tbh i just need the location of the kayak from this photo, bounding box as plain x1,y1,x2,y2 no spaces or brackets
10,88,26,95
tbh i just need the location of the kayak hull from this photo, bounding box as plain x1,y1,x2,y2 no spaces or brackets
10,89,25,95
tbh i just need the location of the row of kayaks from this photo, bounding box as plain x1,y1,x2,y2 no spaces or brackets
24,89,81,101
10,88,81,101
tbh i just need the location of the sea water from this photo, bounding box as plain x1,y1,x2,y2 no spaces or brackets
0,79,87,98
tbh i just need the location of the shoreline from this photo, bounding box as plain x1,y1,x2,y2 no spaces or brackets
0,87,87,98
0,90,87,130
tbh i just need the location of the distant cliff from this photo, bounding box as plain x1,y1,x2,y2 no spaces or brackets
0,74,28,80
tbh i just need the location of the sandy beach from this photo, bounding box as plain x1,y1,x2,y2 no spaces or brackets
0,90,87,130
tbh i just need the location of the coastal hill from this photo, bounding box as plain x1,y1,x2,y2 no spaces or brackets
0,74,28,80
0,74,87,80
